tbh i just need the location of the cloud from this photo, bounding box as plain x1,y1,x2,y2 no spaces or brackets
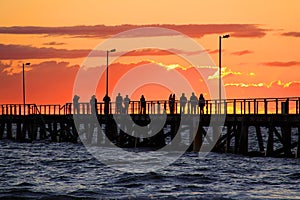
281,32,300,37
0,44,215,60
147,59,189,70
262,61,300,67
0,44,90,59
43,41,66,46
231,50,253,56
0,24,268,38
224,82,264,87
206,49,220,54
208,67,242,80
121,48,207,57
225,80,300,89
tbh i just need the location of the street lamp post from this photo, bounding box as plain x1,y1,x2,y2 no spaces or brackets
106,49,116,97
219,34,229,114
104,49,116,115
22,62,30,115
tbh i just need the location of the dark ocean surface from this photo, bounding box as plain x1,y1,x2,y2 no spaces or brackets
0,140,300,200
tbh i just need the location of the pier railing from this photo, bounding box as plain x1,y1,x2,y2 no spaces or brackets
1,97,300,115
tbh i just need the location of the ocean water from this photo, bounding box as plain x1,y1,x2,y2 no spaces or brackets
0,140,300,200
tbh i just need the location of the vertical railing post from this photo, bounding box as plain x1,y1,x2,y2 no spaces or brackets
214,100,217,114
298,98,300,114
254,99,256,114
296,99,299,115
286,98,289,114
248,101,250,114
264,99,268,114
233,99,236,115
276,98,278,114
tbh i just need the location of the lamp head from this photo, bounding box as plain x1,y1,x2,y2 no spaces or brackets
222,34,230,39
25,63,31,66
110,49,116,52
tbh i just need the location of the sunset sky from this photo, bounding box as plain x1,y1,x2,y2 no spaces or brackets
0,0,299,104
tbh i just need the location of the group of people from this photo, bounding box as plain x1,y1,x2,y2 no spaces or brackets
179,92,205,114
115,93,131,114
72,94,98,114
141,93,205,115
72,92,205,115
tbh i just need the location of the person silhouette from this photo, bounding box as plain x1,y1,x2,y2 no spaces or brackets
168,94,173,114
123,94,130,114
90,95,98,114
179,93,187,114
169,94,175,114
199,93,205,115
190,92,198,114
140,95,146,114
103,94,111,115
115,93,123,114
73,95,80,114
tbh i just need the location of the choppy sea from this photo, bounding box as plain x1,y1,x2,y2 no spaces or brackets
1,139,300,200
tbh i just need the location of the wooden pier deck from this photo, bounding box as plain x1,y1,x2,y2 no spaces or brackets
0,97,300,158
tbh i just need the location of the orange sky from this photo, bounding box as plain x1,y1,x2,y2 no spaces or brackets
0,0,300,104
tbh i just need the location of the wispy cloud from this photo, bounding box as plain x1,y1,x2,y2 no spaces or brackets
0,44,214,60
231,50,253,56
0,44,90,59
262,61,300,67
0,24,268,38
43,41,66,46
225,80,300,88
147,59,189,70
281,32,300,37
208,67,242,80
225,82,264,87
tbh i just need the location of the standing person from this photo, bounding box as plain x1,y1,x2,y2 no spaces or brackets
140,95,146,114
199,93,205,115
90,95,98,115
115,93,123,114
168,94,173,114
103,94,111,115
179,93,187,114
190,92,198,114
172,94,176,113
73,95,80,114
123,94,130,114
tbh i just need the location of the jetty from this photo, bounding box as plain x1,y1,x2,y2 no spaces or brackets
0,97,300,158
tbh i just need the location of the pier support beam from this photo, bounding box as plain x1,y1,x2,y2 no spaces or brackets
239,122,248,155
281,126,292,157
52,122,58,142
255,126,264,152
265,125,274,157
225,125,232,153
193,125,203,152
234,124,240,154
296,126,300,158
7,122,12,140
0,122,4,139
16,122,22,141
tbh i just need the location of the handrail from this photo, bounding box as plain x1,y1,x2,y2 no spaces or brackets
0,97,299,115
